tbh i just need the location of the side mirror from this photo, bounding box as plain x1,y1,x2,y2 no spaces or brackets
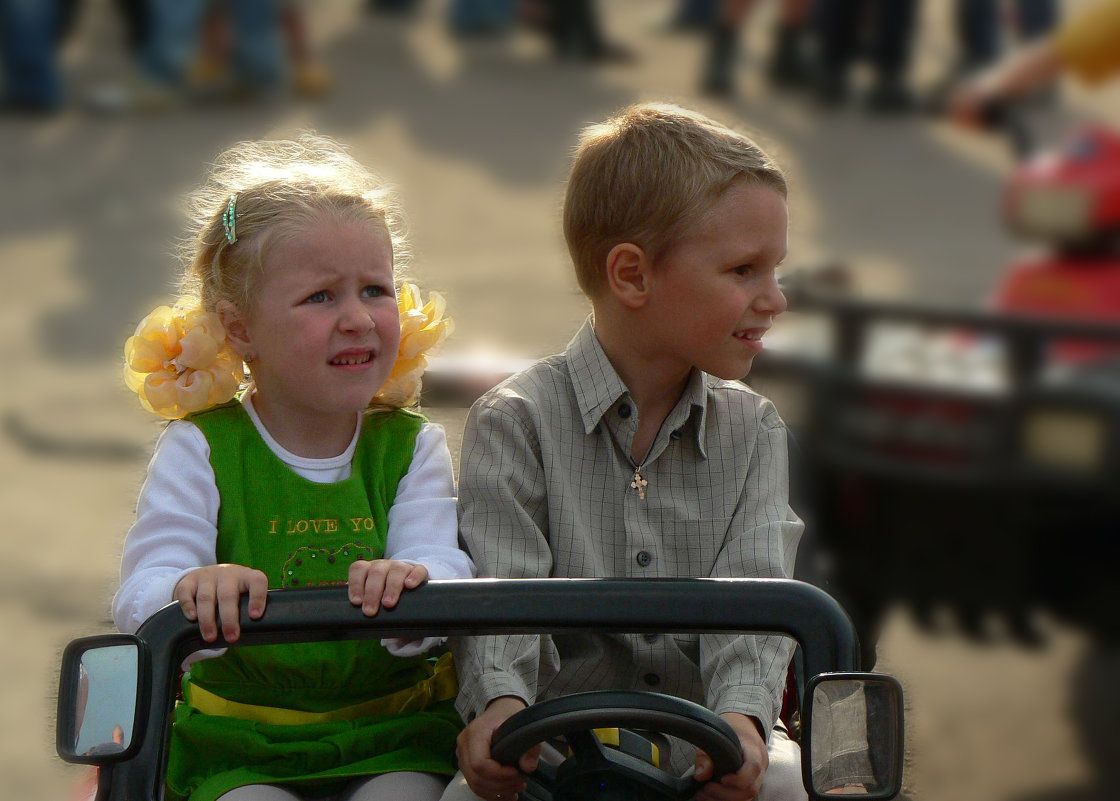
56,635,148,764
801,673,904,799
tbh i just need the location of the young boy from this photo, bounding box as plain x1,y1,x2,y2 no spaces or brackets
443,103,806,801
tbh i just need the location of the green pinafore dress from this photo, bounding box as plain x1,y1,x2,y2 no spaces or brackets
165,402,462,801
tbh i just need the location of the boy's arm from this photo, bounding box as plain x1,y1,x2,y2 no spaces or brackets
701,406,803,741
452,397,558,718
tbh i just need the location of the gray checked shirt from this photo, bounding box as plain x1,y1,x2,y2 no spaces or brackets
452,318,803,740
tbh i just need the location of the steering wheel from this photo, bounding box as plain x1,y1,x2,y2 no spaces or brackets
490,691,744,801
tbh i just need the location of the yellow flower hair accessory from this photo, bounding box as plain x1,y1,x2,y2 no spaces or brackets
124,303,244,420
373,283,454,408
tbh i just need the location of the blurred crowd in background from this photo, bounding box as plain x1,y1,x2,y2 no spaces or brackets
0,0,1079,116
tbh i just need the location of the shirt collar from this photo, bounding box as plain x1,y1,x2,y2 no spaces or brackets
676,367,710,460
566,317,630,435
565,316,710,458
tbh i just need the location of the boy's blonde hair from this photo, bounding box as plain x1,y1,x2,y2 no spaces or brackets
179,133,406,314
563,103,787,298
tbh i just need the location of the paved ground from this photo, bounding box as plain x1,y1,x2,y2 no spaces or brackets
3,1,1118,799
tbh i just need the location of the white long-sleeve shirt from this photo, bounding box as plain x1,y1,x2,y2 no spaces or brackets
114,393,474,657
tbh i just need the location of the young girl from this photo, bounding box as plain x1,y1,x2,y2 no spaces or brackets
113,134,474,801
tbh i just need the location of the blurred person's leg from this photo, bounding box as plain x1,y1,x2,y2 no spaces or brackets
369,0,420,15
768,0,815,89
115,0,152,55
281,2,310,67
1012,0,1059,104
142,0,207,87
673,0,719,30
1014,0,1057,41
448,0,516,35
956,0,1000,70
541,0,628,62
81,0,174,111
814,0,859,105
865,0,917,112
924,0,998,112
951,0,1055,79
191,3,232,91
228,0,284,91
281,1,330,97
701,0,756,95
54,0,80,44
543,0,598,59
0,0,62,110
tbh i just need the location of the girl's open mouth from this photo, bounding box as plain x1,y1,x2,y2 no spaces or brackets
330,351,373,367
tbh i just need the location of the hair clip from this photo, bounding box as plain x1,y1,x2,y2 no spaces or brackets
222,194,238,244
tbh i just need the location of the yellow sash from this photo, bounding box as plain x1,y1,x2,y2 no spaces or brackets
184,652,458,726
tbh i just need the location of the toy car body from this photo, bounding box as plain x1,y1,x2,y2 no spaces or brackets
746,286,1120,661
56,579,904,801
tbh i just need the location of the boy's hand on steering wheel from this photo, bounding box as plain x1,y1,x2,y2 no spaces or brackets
174,564,269,644
457,696,537,801
348,559,428,616
694,712,768,801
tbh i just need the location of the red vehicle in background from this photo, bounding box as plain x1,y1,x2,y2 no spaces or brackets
997,124,1120,333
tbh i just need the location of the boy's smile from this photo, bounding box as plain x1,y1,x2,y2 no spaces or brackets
642,180,788,381
733,326,770,352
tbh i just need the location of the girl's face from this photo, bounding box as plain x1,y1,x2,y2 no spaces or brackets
236,215,401,438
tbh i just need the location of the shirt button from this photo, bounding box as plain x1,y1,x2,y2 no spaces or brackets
670,429,682,441
644,673,661,687
618,403,632,419
643,633,660,644
635,550,652,567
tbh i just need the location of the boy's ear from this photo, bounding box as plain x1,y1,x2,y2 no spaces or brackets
605,243,651,309
216,300,252,358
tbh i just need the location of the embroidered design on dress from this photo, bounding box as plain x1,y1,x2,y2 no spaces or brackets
282,542,374,587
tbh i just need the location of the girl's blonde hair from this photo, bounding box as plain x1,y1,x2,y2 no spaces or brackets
563,103,787,298
179,133,406,313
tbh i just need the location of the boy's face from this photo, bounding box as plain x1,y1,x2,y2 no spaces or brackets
644,181,788,381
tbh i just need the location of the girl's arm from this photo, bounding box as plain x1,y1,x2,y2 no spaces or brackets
378,422,475,657
384,422,476,579
112,422,220,633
